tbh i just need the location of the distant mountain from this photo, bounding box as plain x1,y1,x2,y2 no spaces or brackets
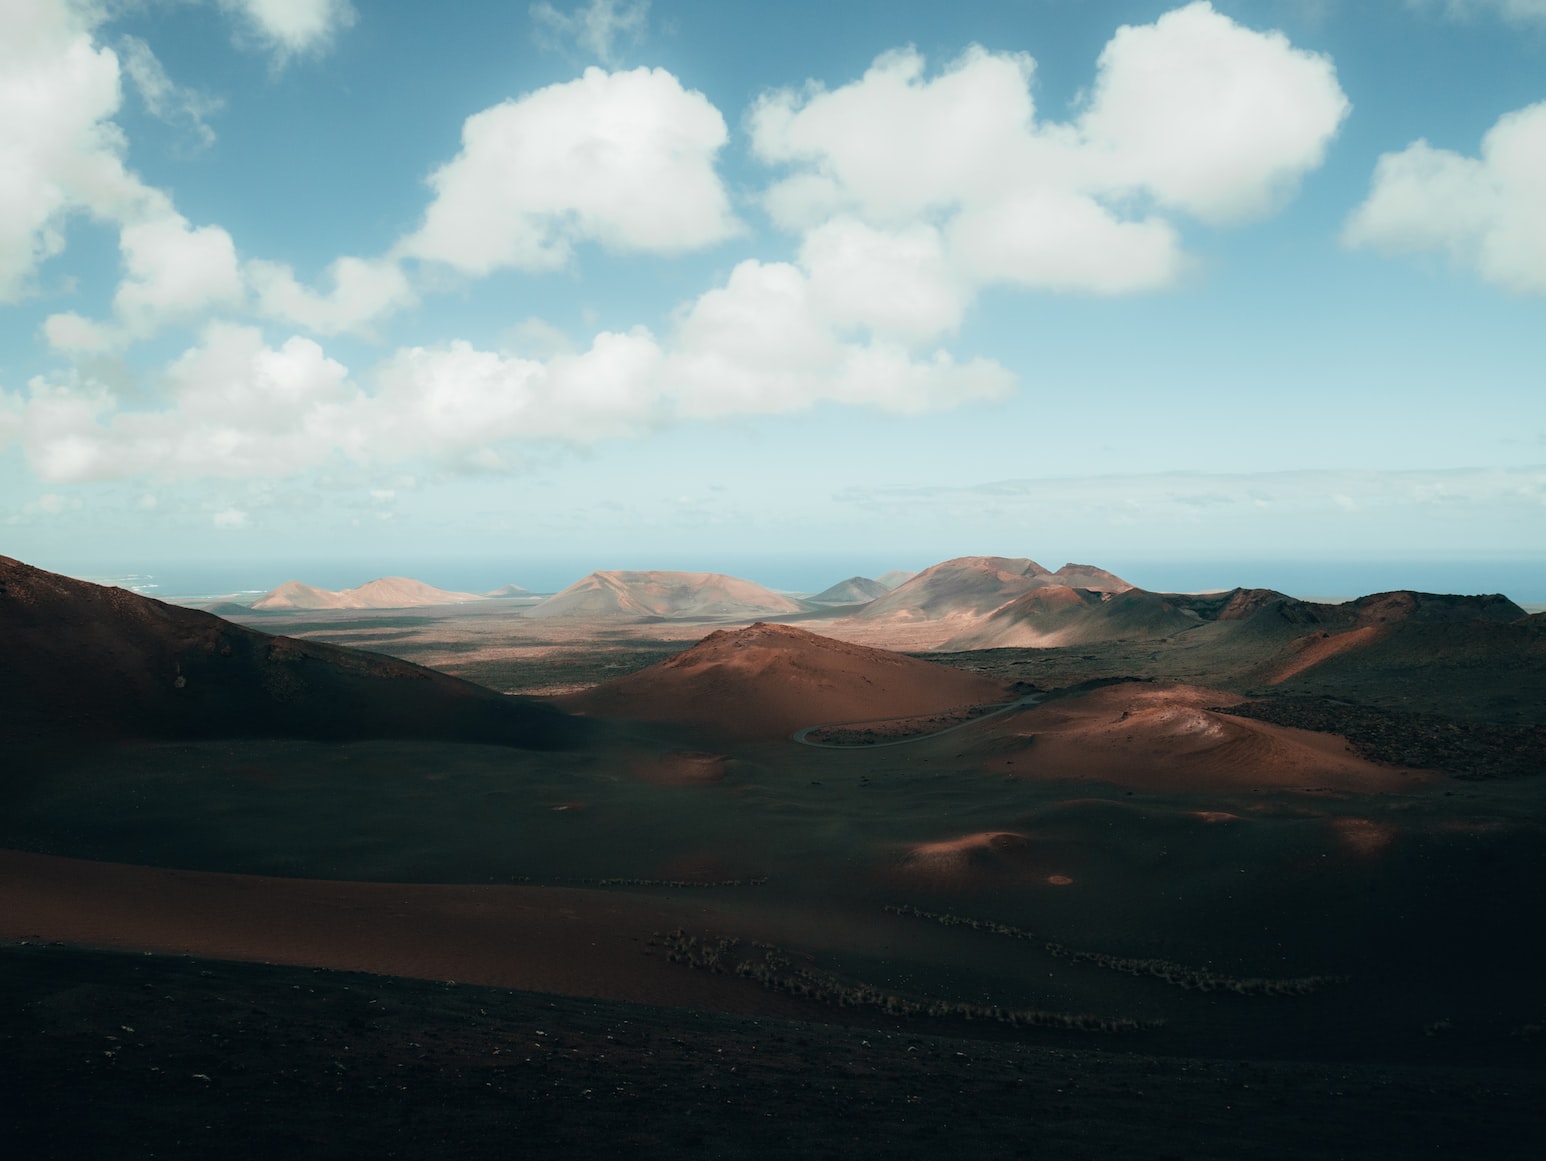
874,570,917,590
0,555,582,749
251,577,484,610
947,585,1528,653
484,583,533,598
807,576,891,605
558,622,1011,741
527,571,804,620
945,586,1205,649
856,556,1134,623
1045,563,1134,592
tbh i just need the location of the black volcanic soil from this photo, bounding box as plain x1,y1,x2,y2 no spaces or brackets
1219,697,1546,780
7,558,1546,1159
5,943,1542,1161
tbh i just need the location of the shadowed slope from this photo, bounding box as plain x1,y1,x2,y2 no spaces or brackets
528,570,804,620
0,556,584,749
947,586,1207,649
558,622,1012,741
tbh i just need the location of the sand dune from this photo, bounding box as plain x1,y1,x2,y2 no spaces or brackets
969,682,1430,792
558,622,1012,741
253,577,485,610
528,570,805,620
0,555,582,749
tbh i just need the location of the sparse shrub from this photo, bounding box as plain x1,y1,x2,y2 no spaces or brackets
657,928,1156,1034
886,903,1348,996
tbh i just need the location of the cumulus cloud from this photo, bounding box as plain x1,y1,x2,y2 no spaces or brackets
0,0,160,302
118,35,222,149
212,506,249,529
399,67,740,274
1343,101,1546,294
44,211,245,351
2,261,1011,482
752,2,1348,295
218,0,356,63
531,0,649,65
0,2,251,350
247,256,416,336
5,322,360,480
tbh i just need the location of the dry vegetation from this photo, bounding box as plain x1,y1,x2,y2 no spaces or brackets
885,905,1350,996
656,929,1157,1033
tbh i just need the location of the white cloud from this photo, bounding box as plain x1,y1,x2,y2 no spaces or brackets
44,211,245,350
1343,101,1546,294
1077,3,1349,223
6,322,360,481
0,3,250,349
118,35,221,149
752,2,1348,294
218,0,356,63
0,0,162,302
660,259,1009,418
2,257,1011,482
797,219,970,342
531,0,649,65
399,67,740,274
212,506,249,529
247,255,415,336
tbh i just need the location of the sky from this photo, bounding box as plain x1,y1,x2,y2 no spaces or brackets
1,0,1543,597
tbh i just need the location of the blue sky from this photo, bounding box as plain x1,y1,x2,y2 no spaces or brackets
1,0,1543,596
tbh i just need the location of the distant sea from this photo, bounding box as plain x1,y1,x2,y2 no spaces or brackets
31,554,1546,606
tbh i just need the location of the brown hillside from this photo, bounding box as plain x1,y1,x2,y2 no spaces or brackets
946,586,1205,649
0,555,582,749
857,556,1134,624
558,622,1011,741
856,556,1054,621
971,682,1429,793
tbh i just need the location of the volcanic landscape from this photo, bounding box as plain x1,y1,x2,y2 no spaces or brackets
3,552,1544,1158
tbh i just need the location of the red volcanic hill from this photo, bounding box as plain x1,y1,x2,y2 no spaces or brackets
856,556,1133,623
558,622,1013,741
252,577,484,610
973,681,1428,793
528,570,805,620
0,556,582,749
